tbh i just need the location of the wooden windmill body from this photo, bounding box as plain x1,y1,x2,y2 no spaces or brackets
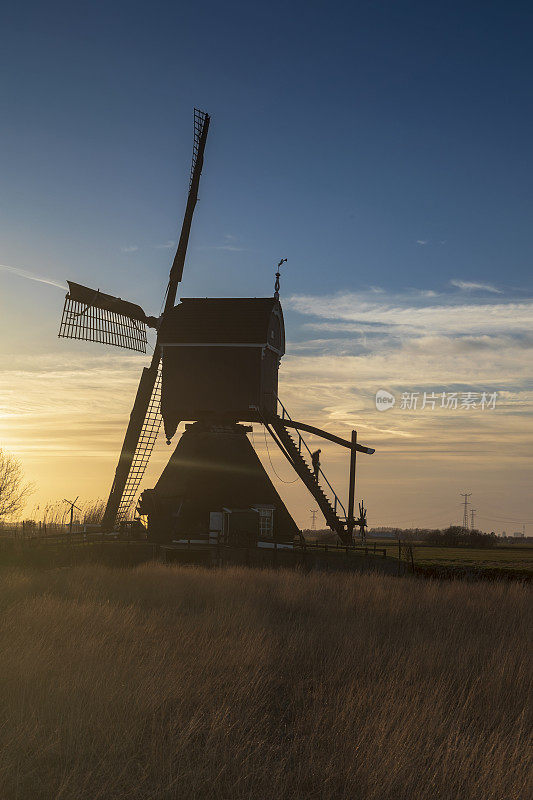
57,109,375,545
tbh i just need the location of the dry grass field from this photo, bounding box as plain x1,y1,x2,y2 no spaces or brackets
0,564,530,800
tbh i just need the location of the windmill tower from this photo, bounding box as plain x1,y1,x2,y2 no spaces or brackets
57,109,375,545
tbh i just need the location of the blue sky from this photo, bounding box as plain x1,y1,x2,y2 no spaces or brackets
2,0,532,305
1,1,531,530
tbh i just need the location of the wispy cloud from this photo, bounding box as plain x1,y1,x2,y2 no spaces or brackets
213,245,246,252
285,288,532,462
155,240,175,249
199,233,248,253
198,244,247,252
416,240,428,246
288,287,529,338
0,263,67,291
451,279,502,293
120,245,138,253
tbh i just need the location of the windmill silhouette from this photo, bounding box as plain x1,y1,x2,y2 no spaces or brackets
58,109,375,544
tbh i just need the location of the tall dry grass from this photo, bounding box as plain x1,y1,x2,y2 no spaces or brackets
0,564,530,800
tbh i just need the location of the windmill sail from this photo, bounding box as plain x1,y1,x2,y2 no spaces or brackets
190,108,209,189
101,109,210,529
59,281,157,353
102,362,162,527
163,109,210,307
115,367,162,523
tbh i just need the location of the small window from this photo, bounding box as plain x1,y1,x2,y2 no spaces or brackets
254,506,274,539
269,315,282,349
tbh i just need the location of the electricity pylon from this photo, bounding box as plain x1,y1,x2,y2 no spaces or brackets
460,493,472,530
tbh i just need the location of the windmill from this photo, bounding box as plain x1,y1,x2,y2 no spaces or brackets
63,496,82,537
58,108,375,544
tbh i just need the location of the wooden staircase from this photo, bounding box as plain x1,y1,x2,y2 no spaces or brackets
269,416,350,544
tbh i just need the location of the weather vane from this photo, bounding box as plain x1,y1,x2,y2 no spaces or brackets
274,258,287,300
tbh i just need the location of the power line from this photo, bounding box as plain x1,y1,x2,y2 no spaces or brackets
477,514,533,524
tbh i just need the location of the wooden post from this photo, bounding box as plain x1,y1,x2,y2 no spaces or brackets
398,539,402,575
347,430,357,543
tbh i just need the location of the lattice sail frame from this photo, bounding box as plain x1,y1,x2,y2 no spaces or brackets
59,296,148,353
190,109,209,189
115,366,163,523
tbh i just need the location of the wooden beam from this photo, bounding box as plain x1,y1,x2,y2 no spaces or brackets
277,419,375,455
347,430,357,541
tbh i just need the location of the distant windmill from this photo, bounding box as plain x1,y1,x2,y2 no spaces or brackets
63,496,81,536
57,109,375,544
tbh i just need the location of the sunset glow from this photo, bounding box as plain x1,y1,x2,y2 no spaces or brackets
1,1,531,533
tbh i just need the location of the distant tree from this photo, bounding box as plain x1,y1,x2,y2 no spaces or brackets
0,448,33,520
426,526,497,548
